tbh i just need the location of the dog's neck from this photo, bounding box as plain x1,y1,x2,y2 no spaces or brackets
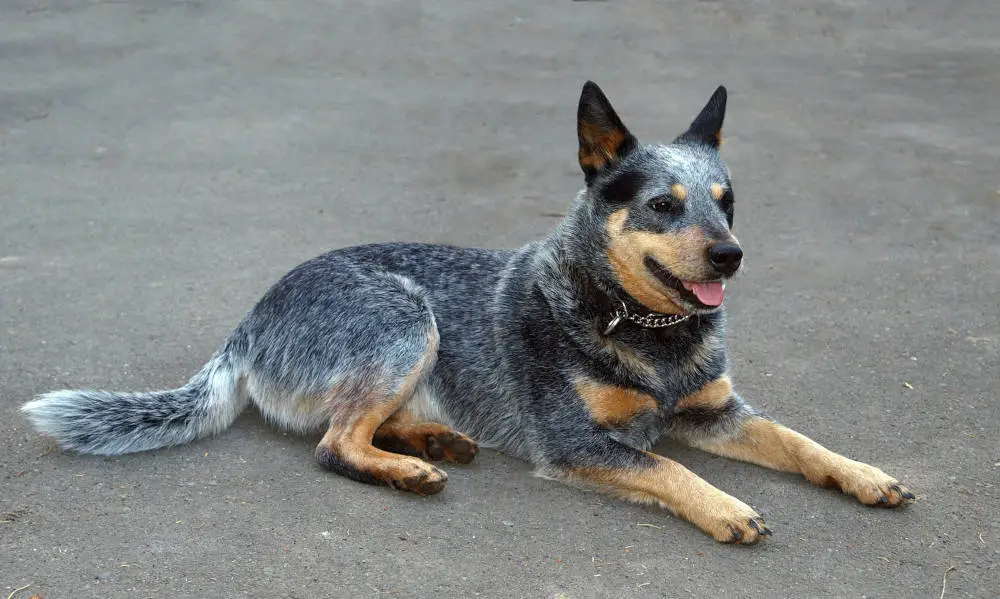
570,264,692,333
532,232,701,338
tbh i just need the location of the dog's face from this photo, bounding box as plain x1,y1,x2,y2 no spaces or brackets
576,82,740,315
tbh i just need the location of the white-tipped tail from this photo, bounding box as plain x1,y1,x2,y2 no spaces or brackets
21,353,246,455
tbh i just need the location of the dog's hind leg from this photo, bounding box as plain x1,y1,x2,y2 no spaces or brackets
313,325,450,496
236,260,455,494
373,410,478,464
234,265,453,496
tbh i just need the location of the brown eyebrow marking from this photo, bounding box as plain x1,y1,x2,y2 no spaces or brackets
710,183,725,201
670,183,687,201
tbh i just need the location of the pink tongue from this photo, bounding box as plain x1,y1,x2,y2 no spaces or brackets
683,281,724,306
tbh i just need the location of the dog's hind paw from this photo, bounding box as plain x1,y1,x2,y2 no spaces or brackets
390,461,449,496
424,431,478,464
375,422,479,465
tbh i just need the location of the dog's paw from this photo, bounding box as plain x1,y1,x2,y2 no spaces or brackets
390,459,448,496
374,423,479,465
819,460,915,508
424,431,478,464
693,496,772,545
851,476,915,508
718,514,773,545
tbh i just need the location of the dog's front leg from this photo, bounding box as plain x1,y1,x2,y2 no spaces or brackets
671,375,916,507
541,438,771,544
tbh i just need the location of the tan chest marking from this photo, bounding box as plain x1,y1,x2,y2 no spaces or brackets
575,380,658,427
675,375,733,411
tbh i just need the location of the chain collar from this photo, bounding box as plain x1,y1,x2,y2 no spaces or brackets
603,300,690,335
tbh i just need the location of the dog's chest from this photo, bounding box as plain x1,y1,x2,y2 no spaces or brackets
582,330,728,448
602,327,725,391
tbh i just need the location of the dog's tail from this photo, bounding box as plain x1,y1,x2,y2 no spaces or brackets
21,351,247,456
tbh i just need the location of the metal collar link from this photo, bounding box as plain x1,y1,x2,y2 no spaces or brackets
603,301,690,335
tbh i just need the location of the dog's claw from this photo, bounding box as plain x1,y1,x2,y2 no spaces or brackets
891,484,916,502
749,517,772,537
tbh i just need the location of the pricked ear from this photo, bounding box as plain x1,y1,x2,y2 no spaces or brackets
675,85,727,149
578,81,639,185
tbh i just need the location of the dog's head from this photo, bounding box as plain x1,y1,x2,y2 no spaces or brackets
573,81,740,316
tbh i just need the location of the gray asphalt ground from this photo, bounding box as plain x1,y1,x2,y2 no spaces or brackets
2,1,998,597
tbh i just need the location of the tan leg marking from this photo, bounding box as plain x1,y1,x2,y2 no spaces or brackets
315,330,448,495
694,418,916,507
374,411,478,464
575,380,658,427
564,453,770,544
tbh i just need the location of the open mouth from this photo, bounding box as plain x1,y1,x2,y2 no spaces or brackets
643,257,725,308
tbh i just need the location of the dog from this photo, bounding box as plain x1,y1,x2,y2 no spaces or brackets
21,81,915,544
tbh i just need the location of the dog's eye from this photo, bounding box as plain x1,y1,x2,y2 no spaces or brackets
720,190,735,227
648,196,682,214
719,190,734,211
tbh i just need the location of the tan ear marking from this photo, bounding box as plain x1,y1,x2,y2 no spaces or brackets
579,124,628,172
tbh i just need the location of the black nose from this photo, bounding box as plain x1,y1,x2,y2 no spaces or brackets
708,243,743,276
